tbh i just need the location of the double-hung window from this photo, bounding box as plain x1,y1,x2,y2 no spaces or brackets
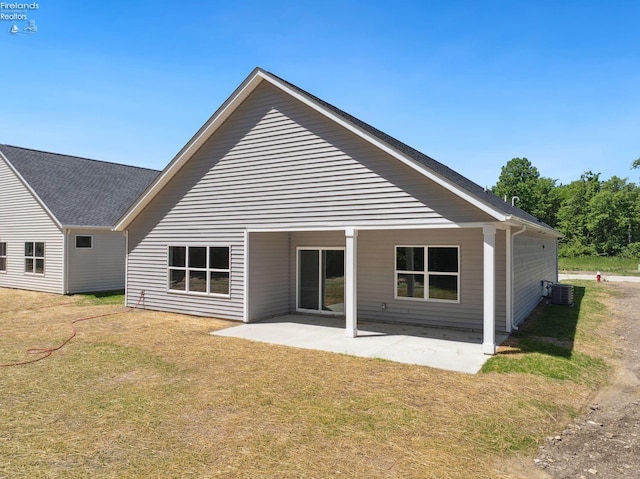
395,245,459,302
25,241,45,275
168,245,230,296
0,242,6,272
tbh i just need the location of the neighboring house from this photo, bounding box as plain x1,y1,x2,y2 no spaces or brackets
115,68,561,354
0,145,159,294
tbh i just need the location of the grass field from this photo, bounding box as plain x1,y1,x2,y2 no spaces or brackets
0,282,614,478
559,256,640,275
482,281,610,385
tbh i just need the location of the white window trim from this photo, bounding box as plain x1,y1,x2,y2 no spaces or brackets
24,241,45,276
75,235,93,249
0,241,6,273
394,245,460,303
166,244,231,298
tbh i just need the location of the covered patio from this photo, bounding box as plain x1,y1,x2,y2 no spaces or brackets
212,315,509,374
246,225,507,361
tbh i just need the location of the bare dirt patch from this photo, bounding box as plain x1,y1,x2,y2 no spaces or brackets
533,282,640,478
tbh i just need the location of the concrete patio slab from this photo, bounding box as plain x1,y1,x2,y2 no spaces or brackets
211,315,508,374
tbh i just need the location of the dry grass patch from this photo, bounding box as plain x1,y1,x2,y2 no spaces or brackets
0,286,612,478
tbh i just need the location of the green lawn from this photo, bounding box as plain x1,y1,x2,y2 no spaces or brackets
0,283,616,478
482,280,611,387
559,256,640,275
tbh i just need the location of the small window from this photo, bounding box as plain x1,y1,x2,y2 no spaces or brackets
168,245,230,296
25,241,45,275
0,242,6,272
395,245,459,302
75,235,93,248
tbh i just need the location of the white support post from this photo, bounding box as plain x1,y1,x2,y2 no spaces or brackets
505,227,512,333
345,227,358,338
243,229,250,323
483,224,496,355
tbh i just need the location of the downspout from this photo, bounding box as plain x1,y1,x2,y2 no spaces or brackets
555,238,560,284
510,225,527,331
63,228,70,294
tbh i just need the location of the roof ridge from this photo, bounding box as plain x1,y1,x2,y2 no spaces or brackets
0,144,160,173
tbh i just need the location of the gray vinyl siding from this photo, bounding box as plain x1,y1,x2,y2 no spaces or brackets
126,224,245,319
0,157,64,293
246,229,507,331
66,229,126,293
513,231,558,325
247,232,290,320
163,81,494,229
287,229,507,331
125,81,509,325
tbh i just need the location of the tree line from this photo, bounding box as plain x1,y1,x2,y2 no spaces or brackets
491,158,640,258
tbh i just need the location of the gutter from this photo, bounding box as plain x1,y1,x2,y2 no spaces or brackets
63,225,114,231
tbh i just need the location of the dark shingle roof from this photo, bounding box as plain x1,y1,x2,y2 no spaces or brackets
265,69,554,230
0,145,159,227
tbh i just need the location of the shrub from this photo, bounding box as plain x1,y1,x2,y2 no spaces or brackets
620,242,640,259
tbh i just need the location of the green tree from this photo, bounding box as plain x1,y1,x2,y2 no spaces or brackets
491,157,559,226
556,173,640,256
585,176,638,255
556,171,601,257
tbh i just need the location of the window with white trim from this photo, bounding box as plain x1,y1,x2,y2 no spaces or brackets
75,235,93,248
395,245,459,302
25,241,45,275
168,245,230,296
0,242,6,272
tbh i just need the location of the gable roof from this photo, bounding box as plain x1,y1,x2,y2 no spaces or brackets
114,67,560,236
0,145,159,228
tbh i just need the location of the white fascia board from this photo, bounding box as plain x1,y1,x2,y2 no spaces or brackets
258,72,509,222
505,216,563,238
114,68,266,231
64,225,114,231
0,151,64,230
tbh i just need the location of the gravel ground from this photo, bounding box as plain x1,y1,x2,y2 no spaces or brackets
534,281,640,478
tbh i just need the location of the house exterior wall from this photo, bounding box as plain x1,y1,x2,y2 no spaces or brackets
285,228,507,331
0,157,64,293
124,80,552,334
65,229,127,293
247,231,290,320
513,230,558,325
126,219,246,319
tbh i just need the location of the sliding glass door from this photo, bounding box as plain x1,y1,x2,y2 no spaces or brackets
297,248,345,314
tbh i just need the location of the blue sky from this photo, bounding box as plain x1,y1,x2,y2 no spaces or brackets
1,0,639,188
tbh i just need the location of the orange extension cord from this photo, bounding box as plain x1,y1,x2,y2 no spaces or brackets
1,291,145,367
